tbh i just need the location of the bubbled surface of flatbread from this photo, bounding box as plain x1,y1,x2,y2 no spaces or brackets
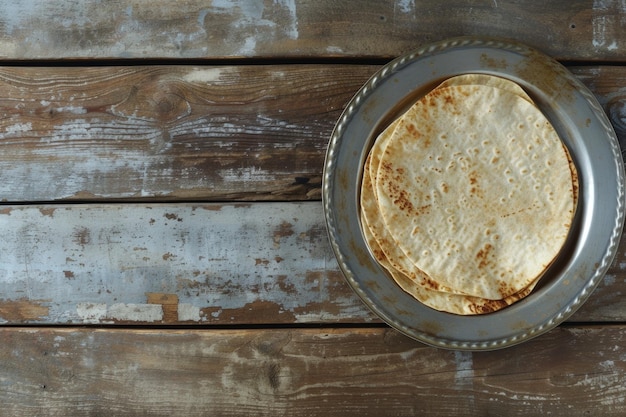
362,151,471,294
361,213,528,315
362,74,539,300
374,84,576,300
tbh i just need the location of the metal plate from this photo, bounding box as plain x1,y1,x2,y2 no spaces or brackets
323,37,625,351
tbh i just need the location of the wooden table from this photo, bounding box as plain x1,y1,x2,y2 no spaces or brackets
1,1,626,415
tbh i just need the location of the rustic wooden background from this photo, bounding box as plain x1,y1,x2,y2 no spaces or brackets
1,1,626,415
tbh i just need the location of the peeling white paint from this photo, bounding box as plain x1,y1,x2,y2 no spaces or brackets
591,0,623,51
396,0,415,14
77,302,170,323
239,37,258,55
600,359,615,369
0,117,176,200
0,1,44,34
454,351,474,386
275,0,299,39
509,393,549,401
183,68,227,83
0,0,301,59
76,302,108,324
218,165,278,183
211,0,298,55
271,70,285,79
108,303,163,322
0,203,354,324
178,303,201,321
0,40,17,57
0,0,337,65
604,274,616,286
326,46,343,54
592,14,608,48
5,122,32,135
55,106,87,115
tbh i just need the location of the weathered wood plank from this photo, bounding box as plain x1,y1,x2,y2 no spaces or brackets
0,201,622,325
570,65,626,150
0,65,624,202
1,325,626,416
0,65,352,202
0,202,373,325
0,1,624,61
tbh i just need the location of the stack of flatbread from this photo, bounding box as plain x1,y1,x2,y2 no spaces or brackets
360,74,578,315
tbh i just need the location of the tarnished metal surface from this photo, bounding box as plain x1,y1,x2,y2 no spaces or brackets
323,37,626,350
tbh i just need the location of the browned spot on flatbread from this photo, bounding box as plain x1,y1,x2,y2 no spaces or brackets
476,243,494,269
393,190,415,214
420,275,443,291
405,123,419,137
498,280,518,299
469,299,507,315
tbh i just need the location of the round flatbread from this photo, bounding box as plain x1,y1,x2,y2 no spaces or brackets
363,74,539,297
374,83,576,300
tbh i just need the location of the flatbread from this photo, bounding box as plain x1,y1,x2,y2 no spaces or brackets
363,74,538,297
374,83,576,300
360,74,577,314
361,210,535,314
361,152,469,294
437,74,533,102
367,74,534,190
363,158,542,314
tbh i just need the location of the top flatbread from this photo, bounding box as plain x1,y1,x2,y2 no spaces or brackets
362,74,538,298
368,75,534,191
374,83,576,300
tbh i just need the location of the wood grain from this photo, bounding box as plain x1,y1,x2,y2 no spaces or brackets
0,65,623,202
0,3,624,416
0,201,621,325
0,65,352,202
0,202,373,325
1,325,626,416
0,1,623,61
571,65,626,151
